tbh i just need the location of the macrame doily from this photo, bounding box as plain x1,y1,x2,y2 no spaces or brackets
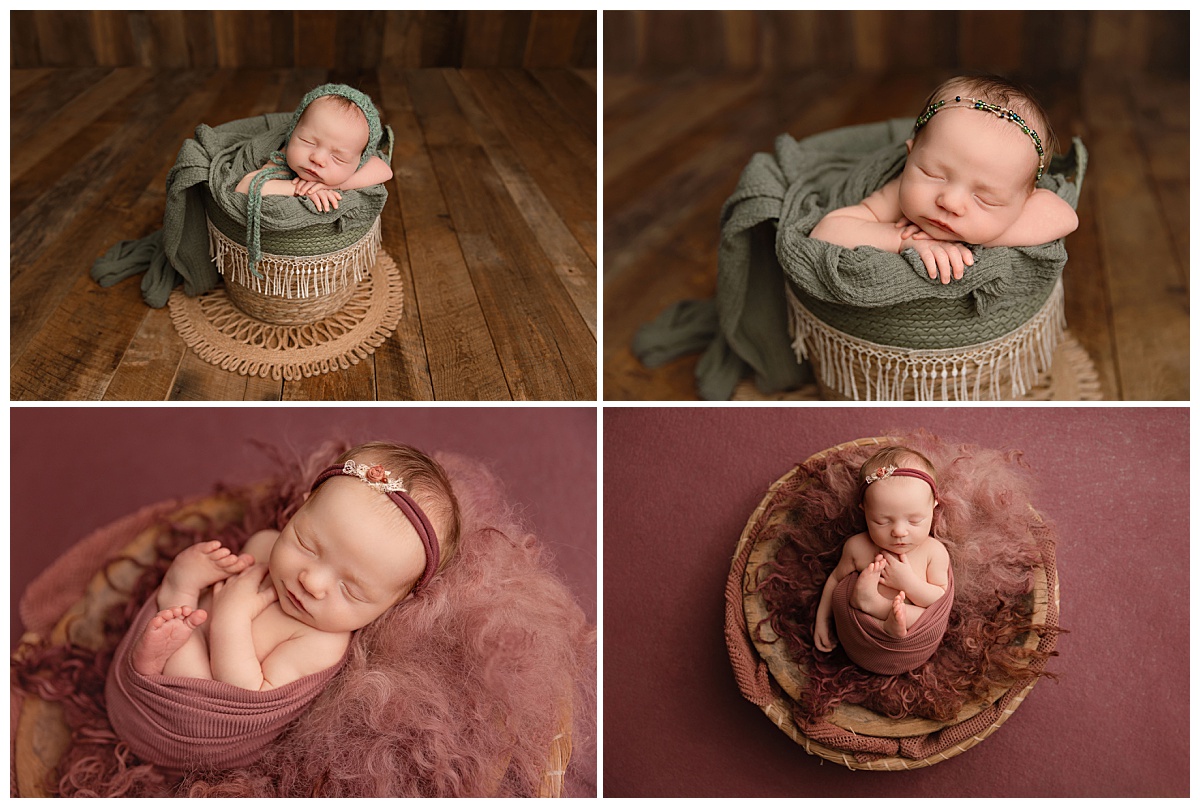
167,250,404,381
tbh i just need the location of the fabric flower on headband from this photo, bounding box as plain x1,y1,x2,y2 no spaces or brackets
341,460,406,492
864,465,898,484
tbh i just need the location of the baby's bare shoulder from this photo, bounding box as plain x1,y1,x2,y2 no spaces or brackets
241,529,280,563
263,620,350,681
842,532,877,567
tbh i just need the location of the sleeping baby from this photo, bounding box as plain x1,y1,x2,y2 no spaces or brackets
106,441,460,770
811,445,954,675
235,84,393,213
809,74,1078,285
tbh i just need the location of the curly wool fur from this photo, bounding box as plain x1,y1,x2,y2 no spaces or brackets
14,442,595,797
756,430,1060,723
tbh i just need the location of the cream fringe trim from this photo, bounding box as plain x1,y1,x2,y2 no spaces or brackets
787,279,1066,401
208,216,382,300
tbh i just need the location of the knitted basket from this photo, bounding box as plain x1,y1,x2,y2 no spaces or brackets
725,436,1060,771
788,278,1066,400
785,138,1085,401
12,490,572,797
202,187,382,326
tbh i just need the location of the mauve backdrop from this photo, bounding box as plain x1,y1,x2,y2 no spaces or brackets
603,406,1188,798
10,406,597,791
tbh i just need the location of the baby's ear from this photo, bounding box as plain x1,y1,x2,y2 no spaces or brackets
905,138,914,154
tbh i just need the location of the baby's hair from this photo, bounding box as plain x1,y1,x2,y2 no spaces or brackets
857,445,938,486
915,74,1056,183
331,441,462,570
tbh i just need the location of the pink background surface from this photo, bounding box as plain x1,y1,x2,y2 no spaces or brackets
603,406,1188,797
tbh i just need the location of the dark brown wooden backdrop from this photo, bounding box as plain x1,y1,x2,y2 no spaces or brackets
605,10,1187,76
12,10,595,70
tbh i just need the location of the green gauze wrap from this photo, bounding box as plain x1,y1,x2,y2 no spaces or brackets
245,83,384,277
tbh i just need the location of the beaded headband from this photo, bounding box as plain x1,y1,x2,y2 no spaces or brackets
914,95,1046,183
860,465,939,503
310,461,440,596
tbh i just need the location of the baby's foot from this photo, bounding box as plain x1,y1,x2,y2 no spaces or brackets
132,606,208,676
851,555,890,614
162,540,255,601
883,591,909,639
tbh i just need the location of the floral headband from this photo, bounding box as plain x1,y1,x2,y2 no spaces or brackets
860,465,939,503
914,94,1046,183
311,460,440,596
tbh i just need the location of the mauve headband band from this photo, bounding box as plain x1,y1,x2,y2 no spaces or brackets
859,465,939,503
311,463,440,596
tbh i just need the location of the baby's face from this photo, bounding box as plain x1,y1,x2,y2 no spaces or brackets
285,97,369,188
899,109,1037,245
861,475,937,556
269,478,426,633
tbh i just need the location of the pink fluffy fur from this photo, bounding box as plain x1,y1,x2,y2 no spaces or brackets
14,442,595,797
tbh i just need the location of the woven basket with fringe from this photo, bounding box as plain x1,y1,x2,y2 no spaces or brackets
788,278,1066,401
724,436,1060,771
12,490,571,797
208,214,382,326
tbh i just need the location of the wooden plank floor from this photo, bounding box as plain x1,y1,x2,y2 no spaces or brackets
11,67,597,400
604,69,1189,401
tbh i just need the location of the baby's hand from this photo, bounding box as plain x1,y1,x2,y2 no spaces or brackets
879,552,921,593
895,217,933,241
901,234,974,284
291,179,342,213
212,563,278,620
813,618,838,653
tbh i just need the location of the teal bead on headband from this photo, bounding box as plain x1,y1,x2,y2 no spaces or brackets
245,84,383,276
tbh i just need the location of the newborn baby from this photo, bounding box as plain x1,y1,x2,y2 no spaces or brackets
810,74,1079,284
235,85,393,213
812,446,953,673
131,442,457,689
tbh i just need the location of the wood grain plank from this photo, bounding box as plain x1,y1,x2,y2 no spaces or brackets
408,69,594,400
1079,71,1186,399
11,70,274,398
524,11,584,68
11,70,217,358
32,10,95,67
90,11,137,66
603,73,761,184
351,70,434,400
10,66,153,182
380,70,511,400
460,69,596,263
167,351,282,401
373,189,436,401
530,69,596,142
101,305,187,400
446,71,596,336
283,358,377,401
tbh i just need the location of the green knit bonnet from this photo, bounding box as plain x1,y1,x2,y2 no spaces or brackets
245,83,383,276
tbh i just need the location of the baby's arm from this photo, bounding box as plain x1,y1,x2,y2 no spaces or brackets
336,154,393,190
983,189,1079,248
207,564,279,690
235,163,297,197
880,543,949,608
813,540,860,652
809,179,973,284
809,179,907,253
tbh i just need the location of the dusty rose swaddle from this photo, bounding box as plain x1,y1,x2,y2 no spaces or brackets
105,588,348,772
831,564,955,675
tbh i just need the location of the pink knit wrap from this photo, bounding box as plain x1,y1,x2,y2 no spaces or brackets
104,589,348,772
830,564,955,675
